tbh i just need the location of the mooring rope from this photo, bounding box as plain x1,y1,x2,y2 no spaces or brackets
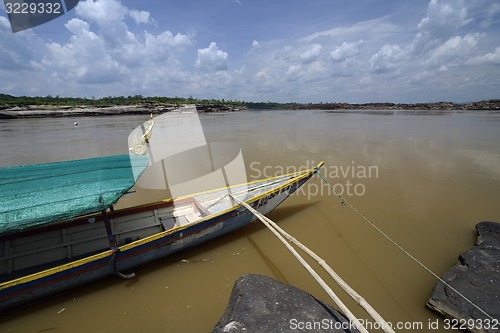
229,194,372,333
233,194,397,333
315,170,495,321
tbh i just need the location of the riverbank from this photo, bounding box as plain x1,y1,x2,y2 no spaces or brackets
427,221,500,333
0,103,244,119
1,95,499,119
256,99,500,111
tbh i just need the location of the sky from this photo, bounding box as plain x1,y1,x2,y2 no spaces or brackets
1,0,499,103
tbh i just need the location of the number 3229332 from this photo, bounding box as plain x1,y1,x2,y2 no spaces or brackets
5,2,62,14
444,318,499,330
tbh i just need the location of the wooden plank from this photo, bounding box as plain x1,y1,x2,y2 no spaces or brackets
158,216,176,231
175,215,189,227
62,229,71,259
111,213,159,233
1,234,108,261
192,199,210,217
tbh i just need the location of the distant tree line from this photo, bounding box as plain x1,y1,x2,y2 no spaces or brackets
1,93,498,110
0,94,246,108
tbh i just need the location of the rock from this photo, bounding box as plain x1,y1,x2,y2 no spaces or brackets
0,103,243,118
0,111,17,119
195,104,242,112
212,274,359,333
427,221,500,333
251,100,500,111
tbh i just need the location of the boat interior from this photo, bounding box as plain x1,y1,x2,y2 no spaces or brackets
0,173,298,283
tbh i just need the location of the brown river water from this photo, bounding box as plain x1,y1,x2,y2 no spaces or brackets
1,109,499,332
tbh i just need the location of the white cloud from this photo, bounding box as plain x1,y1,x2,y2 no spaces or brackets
301,17,400,43
75,0,136,49
330,40,363,62
412,0,472,55
129,10,155,26
466,47,500,65
42,18,127,84
298,44,322,64
0,16,9,29
0,16,41,70
418,0,470,33
225,1,498,102
480,2,500,28
285,64,300,77
438,65,448,72
65,18,92,36
3,0,194,93
425,33,480,66
195,42,229,72
144,30,192,56
370,44,405,73
1,0,499,103
76,0,128,26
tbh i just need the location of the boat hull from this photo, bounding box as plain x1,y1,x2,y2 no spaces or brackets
0,170,313,311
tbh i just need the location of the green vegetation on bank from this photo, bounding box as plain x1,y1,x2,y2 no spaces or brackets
0,94,245,108
1,93,499,111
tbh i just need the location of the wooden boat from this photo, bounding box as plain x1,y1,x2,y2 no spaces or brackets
0,154,323,311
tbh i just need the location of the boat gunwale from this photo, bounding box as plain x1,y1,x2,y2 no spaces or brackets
0,165,319,240
117,166,317,252
0,163,322,291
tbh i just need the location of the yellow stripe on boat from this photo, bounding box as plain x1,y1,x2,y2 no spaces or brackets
0,250,114,290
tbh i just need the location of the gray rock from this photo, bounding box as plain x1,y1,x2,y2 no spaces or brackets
0,103,243,118
427,221,500,333
212,274,359,333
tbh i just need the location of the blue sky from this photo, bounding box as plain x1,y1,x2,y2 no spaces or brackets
1,0,499,103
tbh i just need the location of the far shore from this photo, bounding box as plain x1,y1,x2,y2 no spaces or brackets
0,99,499,119
0,103,244,119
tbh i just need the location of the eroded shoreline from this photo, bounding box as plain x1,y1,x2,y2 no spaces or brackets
1,99,499,119
0,103,244,119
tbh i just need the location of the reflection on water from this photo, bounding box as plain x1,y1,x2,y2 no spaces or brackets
1,110,499,332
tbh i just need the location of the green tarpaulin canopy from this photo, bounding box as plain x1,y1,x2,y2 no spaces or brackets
0,154,149,235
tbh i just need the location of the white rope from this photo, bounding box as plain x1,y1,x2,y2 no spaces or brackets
231,195,395,333
267,221,396,333
129,115,154,155
315,171,495,321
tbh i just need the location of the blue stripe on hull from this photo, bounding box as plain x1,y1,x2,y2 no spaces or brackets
0,175,311,311
0,256,113,310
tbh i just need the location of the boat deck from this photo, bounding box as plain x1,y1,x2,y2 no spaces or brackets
0,173,296,283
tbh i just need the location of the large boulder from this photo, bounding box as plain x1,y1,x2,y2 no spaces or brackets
427,221,500,333
212,274,359,333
